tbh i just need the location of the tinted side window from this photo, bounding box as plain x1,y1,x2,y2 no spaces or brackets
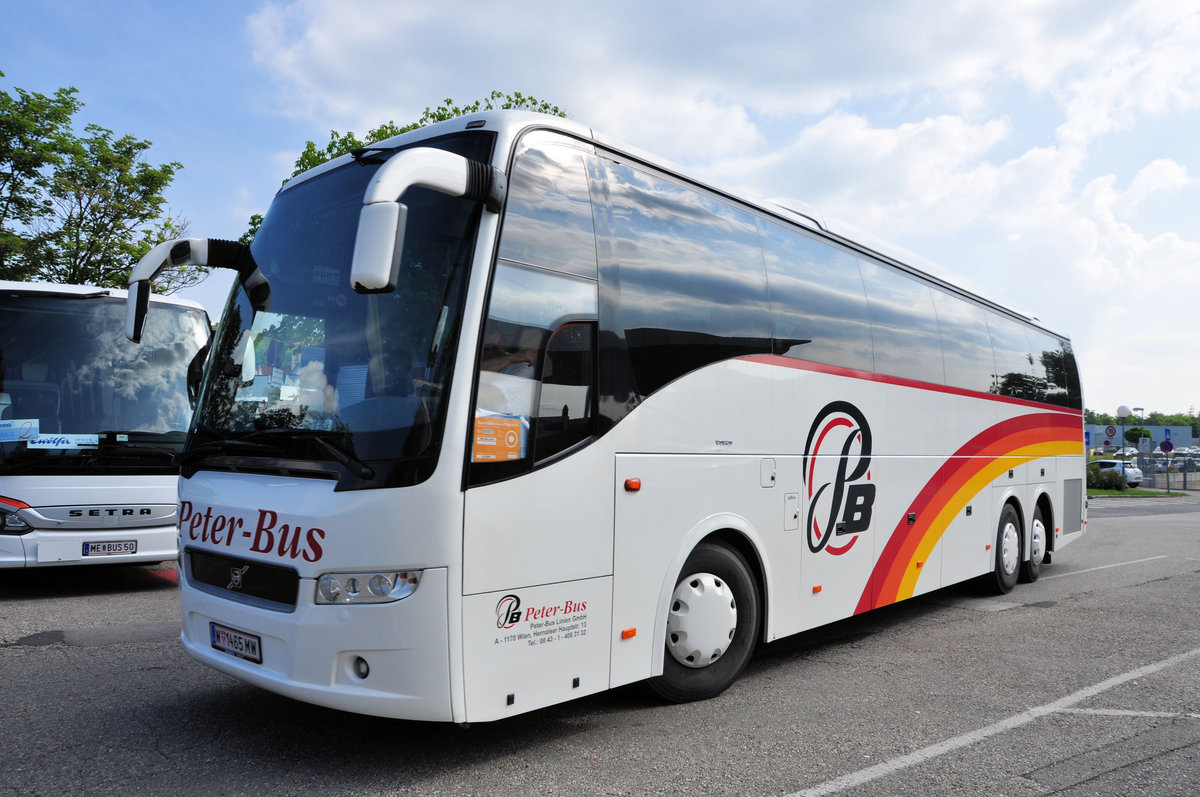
1060,341,1082,410
498,134,597,279
1028,329,1081,408
859,259,944,384
988,313,1036,400
759,220,874,372
470,263,598,484
931,289,995,394
605,160,771,396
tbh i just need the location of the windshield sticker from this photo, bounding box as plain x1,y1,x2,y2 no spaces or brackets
0,419,39,442
473,414,526,462
312,265,340,286
27,433,99,449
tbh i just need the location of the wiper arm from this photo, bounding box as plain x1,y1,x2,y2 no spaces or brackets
96,443,178,461
313,436,375,480
174,438,285,467
241,428,375,480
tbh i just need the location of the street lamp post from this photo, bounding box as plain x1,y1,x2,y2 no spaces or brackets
1117,405,1132,492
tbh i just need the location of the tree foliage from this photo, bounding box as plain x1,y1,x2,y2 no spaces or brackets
240,91,565,244
0,70,81,279
1124,426,1151,444
1085,408,1198,436
292,91,564,177
0,69,191,291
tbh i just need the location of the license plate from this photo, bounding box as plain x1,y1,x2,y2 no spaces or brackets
210,622,262,664
82,540,137,556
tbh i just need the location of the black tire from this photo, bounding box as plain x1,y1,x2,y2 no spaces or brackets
648,541,760,703
990,503,1021,594
1020,505,1046,583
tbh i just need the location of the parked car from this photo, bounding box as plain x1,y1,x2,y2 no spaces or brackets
1094,459,1143,487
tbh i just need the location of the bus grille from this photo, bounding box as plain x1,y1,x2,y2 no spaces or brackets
186,548,299,611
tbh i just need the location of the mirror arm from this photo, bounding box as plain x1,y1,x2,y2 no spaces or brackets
125,237,270,342
350,148,506,293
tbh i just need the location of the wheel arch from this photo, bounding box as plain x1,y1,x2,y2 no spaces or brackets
1034,489,1056,553
650,514,771,675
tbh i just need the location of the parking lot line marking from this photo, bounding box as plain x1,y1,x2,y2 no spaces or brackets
1041,555,1167,580
1062,708,1200,720
789,645,1200,797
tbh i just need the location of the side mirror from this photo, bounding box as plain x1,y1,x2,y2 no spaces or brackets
349,147,505,293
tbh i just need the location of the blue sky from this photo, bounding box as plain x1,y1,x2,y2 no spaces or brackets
4,0,1198,416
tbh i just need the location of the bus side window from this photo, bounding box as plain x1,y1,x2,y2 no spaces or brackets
469,263,597,484
534,322,596,462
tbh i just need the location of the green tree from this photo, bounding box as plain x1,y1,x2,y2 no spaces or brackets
1125,426,1150,445
241,91,565,243
0,70,81,278
29,123,191,290
0,70,193,290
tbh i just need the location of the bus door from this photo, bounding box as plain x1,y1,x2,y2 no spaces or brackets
459,265,612,720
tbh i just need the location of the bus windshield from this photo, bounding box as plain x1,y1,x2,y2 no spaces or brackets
0,290,209,476
190,133,493,488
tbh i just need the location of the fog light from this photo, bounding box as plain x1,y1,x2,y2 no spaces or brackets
353,656,370,679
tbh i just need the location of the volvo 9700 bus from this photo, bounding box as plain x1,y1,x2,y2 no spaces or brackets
125,111,1085,723
2,280,209,567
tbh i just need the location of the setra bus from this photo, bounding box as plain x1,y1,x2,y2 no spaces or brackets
1,280,209,567
124,111,1085,722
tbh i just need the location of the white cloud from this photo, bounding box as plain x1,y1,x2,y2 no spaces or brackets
240,0,1200,411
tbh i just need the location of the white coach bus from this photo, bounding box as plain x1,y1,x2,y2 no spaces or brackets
125,111,1085,723
1,280,209,568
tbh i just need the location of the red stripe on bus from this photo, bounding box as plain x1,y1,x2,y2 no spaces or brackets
856,413,1081,613
738,354,1084,415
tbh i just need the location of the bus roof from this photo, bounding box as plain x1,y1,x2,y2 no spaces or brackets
279,110,1068,341
0,279,206,312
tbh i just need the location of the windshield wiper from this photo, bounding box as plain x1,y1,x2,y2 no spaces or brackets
94,444,178,461
313,436,374,480
240,428,375,480
95,431,186,461
174,438,285,467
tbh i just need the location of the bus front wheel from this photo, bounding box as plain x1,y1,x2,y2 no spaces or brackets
648,541,760,703
991,504,1022,594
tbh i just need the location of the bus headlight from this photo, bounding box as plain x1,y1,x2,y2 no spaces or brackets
315,570,422,604
0,497,31,534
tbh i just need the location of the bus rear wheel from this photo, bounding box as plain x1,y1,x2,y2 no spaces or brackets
990,504,1022,594
648,541,760,703
1020,506,1046,583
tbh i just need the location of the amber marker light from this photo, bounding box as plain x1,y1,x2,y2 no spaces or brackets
624,478,642,492
621,628,637,640
812,585,822,594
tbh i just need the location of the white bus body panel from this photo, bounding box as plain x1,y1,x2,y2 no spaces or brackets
460,576,612,723
0,474,178,567
601,358,1085,688
180,569,453,721
462,437,614,595
176,471,463,721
